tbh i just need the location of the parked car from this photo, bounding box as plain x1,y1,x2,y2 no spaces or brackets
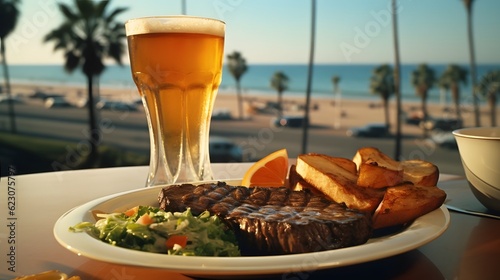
29,91,61,100
252,101,280,115
211,108,232,120
272,115,307,128
132,97,143,105
405,111,424,126
346,123,389,137
209,136,243,162
0,95,22,104
96,99,137,111
421,118,463,131
44,96,71,108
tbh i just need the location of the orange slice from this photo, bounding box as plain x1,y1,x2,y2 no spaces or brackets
241,149,289,187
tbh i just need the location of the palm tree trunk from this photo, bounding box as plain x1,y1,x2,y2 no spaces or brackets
301,0,316,154
452,86,462,121
0,38,17,133
422,93,429,137
236,80,243,120
466,4,480,126
392,0,402,160
489,94,497,126
277,90,283,118
181,0,187,14
383,97,390,129
440,88,448,111
421,90,429,120
85,74,100,166
334,86,341,129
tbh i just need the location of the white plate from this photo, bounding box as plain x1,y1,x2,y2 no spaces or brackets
54,183,450,278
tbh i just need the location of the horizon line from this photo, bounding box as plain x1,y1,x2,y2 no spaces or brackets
5,62,500,67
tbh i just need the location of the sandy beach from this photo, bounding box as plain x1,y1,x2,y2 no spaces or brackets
8,82,497,136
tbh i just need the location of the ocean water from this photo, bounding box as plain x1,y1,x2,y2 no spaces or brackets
4,63,500,103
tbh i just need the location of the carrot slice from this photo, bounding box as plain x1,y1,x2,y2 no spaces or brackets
166,235,188,249
136,213,153,225
124,206,139,217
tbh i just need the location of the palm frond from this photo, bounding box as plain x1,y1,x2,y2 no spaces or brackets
369,64,394,99
64,50,80,73
95,0,109,17
107,42,124,64
227,51,248,81
58,3,78,22
105,7,129,23
45,0,127,77
477,70,500,96
270,71,289,92
75,0,95,20
0,1,20,38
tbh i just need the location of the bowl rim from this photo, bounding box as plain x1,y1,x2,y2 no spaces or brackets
452,127,500,140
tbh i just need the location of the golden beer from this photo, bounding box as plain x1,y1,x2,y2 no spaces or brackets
125,16,225,185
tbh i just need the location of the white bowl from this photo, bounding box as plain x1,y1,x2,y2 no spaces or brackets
453,127,500,212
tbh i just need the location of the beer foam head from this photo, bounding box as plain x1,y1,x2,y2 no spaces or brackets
125,16,225,37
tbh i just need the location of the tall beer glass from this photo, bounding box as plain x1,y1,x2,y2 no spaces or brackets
125,16,225,186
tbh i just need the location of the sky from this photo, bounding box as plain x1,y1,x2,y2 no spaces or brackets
4,0,500,65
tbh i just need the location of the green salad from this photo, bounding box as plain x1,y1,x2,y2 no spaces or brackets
70,206,240,256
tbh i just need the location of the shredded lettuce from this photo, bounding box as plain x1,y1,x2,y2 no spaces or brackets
70,206,240,256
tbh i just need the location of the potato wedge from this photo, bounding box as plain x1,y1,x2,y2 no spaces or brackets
401,160,439,187
296,153,384,213
357,160,405,188
329,156,358,174
288,165,321,193
352,147,401,170
353,147,404,188
372,183,447,229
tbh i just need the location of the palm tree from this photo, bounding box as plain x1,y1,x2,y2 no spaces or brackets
0,0,21,133
439,64,468,121
270,71,289,118
437,73,451,111
226,51,248,120
463,0,480,126
44,0,127,165
331,75,341,129
391,0,402,160
411,63,436,136
370,64,395,129
477,70,500,126
332,75,341,94
411,64,436,119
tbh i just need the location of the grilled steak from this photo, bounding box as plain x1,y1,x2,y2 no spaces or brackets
158,182,372,255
